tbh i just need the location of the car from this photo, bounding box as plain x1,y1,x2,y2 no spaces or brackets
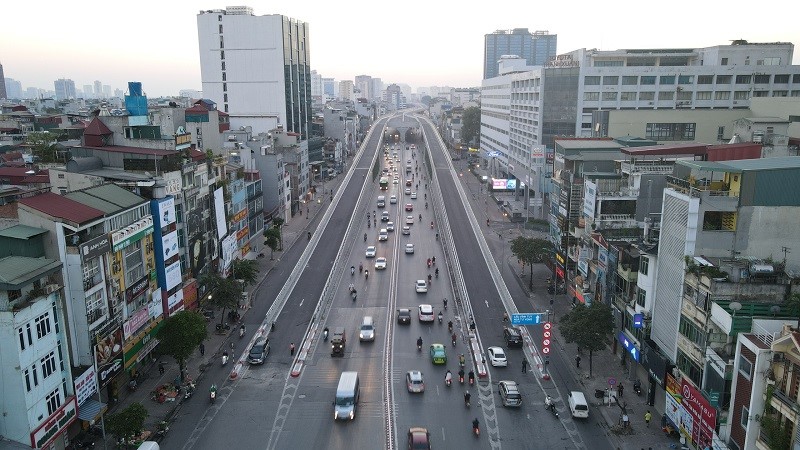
381,211,390,222
415,280,428,293
247,337,270,365
365,246,376,258
419,304,434,322
390,195,398,204
406,215,414,225
429,343,446,364
406,370,425,393
405,243,415,254
386,221,395,232
411,192,417,199
397,308,411,324
498,380,522,407
405,203,413,212
378,229,388,241
405,188,412,195
402,226,411,235
406,179,413,186
487,346,508,367
503,327,523,347
393,179,399,184
375,257,387,270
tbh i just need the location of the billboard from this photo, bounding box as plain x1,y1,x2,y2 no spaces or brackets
221,234,238,271
214,187,227,239
681,378,718,448
491,178,517,191
164,260,182,291
162,230,179,261
154,197,176,228
583,180,597,218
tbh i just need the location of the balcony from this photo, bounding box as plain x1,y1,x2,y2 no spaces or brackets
770,385,800,422
666,175,739,200
677,334,704,365
595,214,638,230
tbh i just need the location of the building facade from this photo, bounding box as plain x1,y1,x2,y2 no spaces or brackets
483,28,557,79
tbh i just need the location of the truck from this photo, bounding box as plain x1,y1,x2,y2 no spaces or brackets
331,327,346,356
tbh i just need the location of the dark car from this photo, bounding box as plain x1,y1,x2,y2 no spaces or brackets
504,327,523,348
247,337,270,364
397,308,411,324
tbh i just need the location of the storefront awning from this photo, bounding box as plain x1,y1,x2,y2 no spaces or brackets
78,399,107,422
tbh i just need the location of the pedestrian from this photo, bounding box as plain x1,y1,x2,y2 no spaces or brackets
290,342,296,356
575,355,581,368
199,343,205,356
618,383,624,397
622,412,630,429
645,410,652,427
158,362,165,376
521,359,528,373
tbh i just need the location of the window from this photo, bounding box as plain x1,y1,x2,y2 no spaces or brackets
222,83,227,92
741,406,749,429
641,76,656,85
658,91,674,101
773,90,788,97
218,24,223,33
583,92,600,101
36,312,52,339
715,91,731,100
620,92,636,101
762,57,781,65
223,93,228,102
639,92,654,101
24,366,39,392
46,388,61,416
660,75,675,85
754,74,771,84
695,91,711,100
86,289,105,324
594,60,623,67
584,76,600,85
734,91,749,100
603,76,619,86
718,126,725,140
636,288,646,307
739,356,753,379
794,74,800,83
622,76,638,85
220,51,225,60
221,62,225,71
716,75,732,84
219,36,224,49
124,240,144,286
602,92,617,101
639,257,649,275
678,75,694,84
774,74,790,83
735,75,751,84
721,57,728,65
697,75,713,84
677,91,692,101
646,123,696,141
792,91,800,97
41,351,57,379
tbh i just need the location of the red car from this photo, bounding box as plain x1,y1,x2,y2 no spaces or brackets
408,427,431,449
406,179,413,186
405,203,413,212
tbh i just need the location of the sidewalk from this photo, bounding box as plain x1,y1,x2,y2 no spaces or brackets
456,160,678,450
102,170,349,447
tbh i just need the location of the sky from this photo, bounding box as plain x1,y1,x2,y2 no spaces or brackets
2,0,799,97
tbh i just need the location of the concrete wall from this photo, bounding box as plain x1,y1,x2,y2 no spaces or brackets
734,206,800,268
607,109,749,143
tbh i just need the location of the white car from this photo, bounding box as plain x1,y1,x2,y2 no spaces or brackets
415,280,428,293
378,229,388,241
406,215,414,225
390,195,398,204
487,346,508,367
393,179,399,184
365,246,376,258
402,226,411,235
411,192,417,199
418,304,434,322
374,257,387,270
405,188,411,195
387,221,395,232
405,243,415,254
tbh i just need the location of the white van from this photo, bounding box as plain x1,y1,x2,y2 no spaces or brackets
568,391,589,419
334,371,360,420
377,196,385,207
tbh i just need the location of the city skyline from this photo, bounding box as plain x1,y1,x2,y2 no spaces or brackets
2,0,799,97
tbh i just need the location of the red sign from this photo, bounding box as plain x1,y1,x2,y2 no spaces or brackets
542,322,552,355
31,396,77,449
681,378,717,448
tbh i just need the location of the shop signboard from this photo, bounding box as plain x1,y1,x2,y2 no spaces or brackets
80,234,111,261
126,276,148,303
123,307,149,339
162,230,179,261
74,366,97,405
94,328,123,388
111,216,153,252
30,396,77,449
154,197,176,228
164,260,182,291
681,378,717,448
123,320,164,370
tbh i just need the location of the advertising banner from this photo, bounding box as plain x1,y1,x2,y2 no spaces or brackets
155,197,176,228
112,216,153,252
123,307,150,340
681,378,717,448
221,233,238,270
94,328,123,370
30,396,77,449
162,230,179,261
148,290,164,320
491,178,517,190
214,187,227,239
80,234,111,261
126,276,148,303
164,260,182,291
74,367,97,405
583,180,597,218
167,289,184,310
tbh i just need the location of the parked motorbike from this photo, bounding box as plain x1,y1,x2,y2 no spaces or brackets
209,385,217,403
633,379,642,396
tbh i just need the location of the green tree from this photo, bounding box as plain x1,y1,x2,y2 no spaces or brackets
263,227,280,260
272,217,285,250
784,293,800,326
200,273,242,328
106,402,148,444
156,311,207,382
461,106,481,146
26,131,60,163
560,302,614,377
231,258,259,286
510,237,552,290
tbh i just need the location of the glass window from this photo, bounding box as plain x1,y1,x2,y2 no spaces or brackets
715,91,731,100
697,75,713,84
753,74,771,84
774,74,790,83
677,91,692,101
733,91,749,100
658,91,674,100
603,76,619,86
773,90,788,97
639,92,655,101
124,240,144,286
622,76,638,85
678,75,694,84
721,58,728,65
695,91,711,100
46,388,61,416
646,123,696,141
738,356,752,380
602,92,617,101
752,91,768,97
583,92,599,101
791,91,800,97
716,75,732,84
741,406,749,429
793,74,800,83
641,76,656,85
584,76,600,85
636,288,646,307
620,92,636,101
639,257,649,275
41,351,57,379
35,312,51,339
660,75,676,85
735,75,751,84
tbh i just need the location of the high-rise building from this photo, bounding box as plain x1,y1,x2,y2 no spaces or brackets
338,80,354,102
483,29,557,79
53,78,76,100
94,80,103,99
0,62,7,99
310,70,323,98
83,84,94,99
322,78,336,97
5,77,22,100
354,75,373,100
197,6,312,138
103,85,111,98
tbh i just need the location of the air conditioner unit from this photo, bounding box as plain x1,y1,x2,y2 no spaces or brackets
45,284,59,294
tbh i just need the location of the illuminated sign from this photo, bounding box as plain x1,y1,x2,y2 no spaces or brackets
617,331,640,362
491,178,517,190
633,313,644,329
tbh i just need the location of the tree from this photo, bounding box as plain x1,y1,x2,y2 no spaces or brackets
263,227,280,260
26,131,60,163
106,402,148,444
272,217,285,250
231,258,259,286
156,311,207,381
461,106,481,146
200,273,242,328
510,237,552,290
560,302,614,377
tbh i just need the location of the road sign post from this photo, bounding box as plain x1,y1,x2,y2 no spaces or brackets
511,313,544,326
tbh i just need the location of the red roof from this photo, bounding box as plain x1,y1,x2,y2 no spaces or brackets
83,117,113,136
0,167,35,177
185,105,210,114
188,149,206,161
81,145,178,156
621,142,710,156
19,192,104,224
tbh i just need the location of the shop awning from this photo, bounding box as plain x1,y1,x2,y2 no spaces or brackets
78,399,107,422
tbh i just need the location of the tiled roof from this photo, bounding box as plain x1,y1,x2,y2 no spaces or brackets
0,256,62,289
19,192,104,224
80,145,178,156
65,184,146,215
83,117,113,136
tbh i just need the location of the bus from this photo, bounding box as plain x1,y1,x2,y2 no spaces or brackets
379,177,389,190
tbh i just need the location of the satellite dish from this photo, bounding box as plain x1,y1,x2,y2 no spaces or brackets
770,305,781,317
730,301,742,317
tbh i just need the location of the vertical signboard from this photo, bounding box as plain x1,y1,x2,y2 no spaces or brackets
681,378,718,448
583,180,597,218
214,187,227,239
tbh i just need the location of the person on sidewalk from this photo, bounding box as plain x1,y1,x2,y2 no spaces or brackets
645,410,652,427
617,383,624,397
521,359,528,373
575,355,581,368
199,343,205,356
159,362,165,376
290,342,296,356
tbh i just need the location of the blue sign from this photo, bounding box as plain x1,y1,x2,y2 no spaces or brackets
511,313,543,325
633,314,644,329
617,331,640,362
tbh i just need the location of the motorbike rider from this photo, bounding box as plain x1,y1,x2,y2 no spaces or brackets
472,418,480,432
448,320,453,332
458,368,465,382
468,370,475,384
464,391,472,406
359,262,363,273
351,265,355,275
435,267,439,278
364,233,367,241
437,311,443,323
416,336,423,350
348,283,355,292
364,269,369,279
418,213,422,222
445,370,452,385
459,353,465,366
545,394,554,411
451,332,457,345
443,298,448,309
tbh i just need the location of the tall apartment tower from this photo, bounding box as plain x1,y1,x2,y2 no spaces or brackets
53,78,76,100
0,62,6,99
483,29,557,79
197,6,312,138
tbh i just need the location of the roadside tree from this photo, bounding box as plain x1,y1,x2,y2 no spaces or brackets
560,302,614,377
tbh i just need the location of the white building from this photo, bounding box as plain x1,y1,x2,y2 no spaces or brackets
197,6,311,138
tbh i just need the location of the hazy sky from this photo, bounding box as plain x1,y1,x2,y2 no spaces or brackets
2,0,799,97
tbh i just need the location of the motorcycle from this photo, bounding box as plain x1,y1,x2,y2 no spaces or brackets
545,396,558,418
458,370,465,384
351,290,357,302
221,351,229,366
472,420,480,437
435,268,439,278
209,385,217,403
427,258,432,268
443,298,448,310
464,392,471,407
239,325,246,339
633,380,642,396
445,372,452,387
363,233,367,242
184,381,196,400
438,313,443,324
323,327,329,341
351,266,355,276
430,221,434,229
468,372,475,386
417,338,423,352
452,334,457,347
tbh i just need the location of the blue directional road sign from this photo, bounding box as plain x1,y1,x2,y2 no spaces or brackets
511,313,544,326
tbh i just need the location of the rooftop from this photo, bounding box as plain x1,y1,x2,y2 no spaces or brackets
0,256,62,290
0,225,48,240
80,145,178,157
19,192,104,225
64,184,147,215
677,156,800,172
